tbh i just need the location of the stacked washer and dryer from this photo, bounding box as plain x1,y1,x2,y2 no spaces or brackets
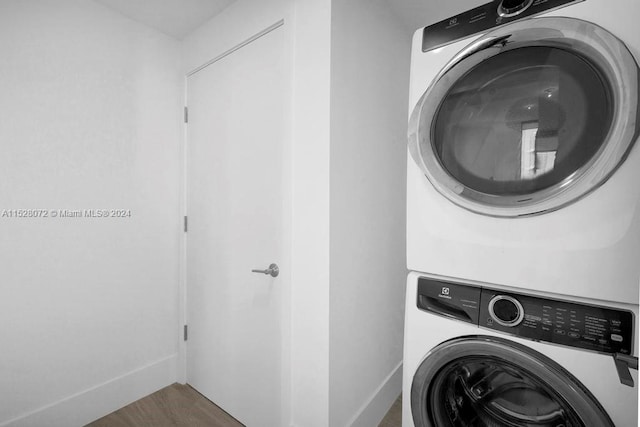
403,0,640,426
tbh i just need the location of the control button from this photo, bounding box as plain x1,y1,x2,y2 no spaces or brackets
583,335,596,342
554,329,566,335
487,318,494,326
495,300,519,322
611,334,624,342
498,0,534,17
568,332,580,339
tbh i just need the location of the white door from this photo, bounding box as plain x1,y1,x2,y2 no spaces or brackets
186,26,286,427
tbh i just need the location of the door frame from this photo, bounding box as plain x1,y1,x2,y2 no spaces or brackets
177,18,294,424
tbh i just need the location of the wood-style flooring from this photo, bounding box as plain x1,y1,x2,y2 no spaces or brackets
379,395,402,427
86,384,241,427
86,383,402,427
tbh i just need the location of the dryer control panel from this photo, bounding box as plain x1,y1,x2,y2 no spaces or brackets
417,277,634,355
422,0,584,52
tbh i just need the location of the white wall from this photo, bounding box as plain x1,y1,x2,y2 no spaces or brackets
328,0,410,426
289,0,333,425
182,0,290,73
0,1,183,425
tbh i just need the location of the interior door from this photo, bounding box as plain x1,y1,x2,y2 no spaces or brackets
186,26,286,427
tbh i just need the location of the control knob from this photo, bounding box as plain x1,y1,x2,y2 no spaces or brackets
489,295,525,327
498,0,534,17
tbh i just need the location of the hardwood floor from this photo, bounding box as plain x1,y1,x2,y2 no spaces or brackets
86,384,242,427
86,384,402,427
378,395,402,427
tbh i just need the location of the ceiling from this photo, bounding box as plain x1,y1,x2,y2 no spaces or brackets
94,0,236,39
94,0,487,40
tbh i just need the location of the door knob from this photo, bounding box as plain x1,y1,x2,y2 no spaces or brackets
251,263,279,278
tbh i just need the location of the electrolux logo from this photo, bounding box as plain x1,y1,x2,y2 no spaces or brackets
439,287,452,300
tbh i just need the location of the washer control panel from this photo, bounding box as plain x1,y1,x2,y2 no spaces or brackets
421,0,584,52
417,277,634,355
480,289,634,355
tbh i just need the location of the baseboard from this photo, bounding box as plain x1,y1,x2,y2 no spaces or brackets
348,361,403,427
0,354,178,427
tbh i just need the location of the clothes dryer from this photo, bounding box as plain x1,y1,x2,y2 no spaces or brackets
407,0,640,303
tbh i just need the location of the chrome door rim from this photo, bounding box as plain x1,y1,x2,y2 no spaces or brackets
411,335,615,426
408,17,640,217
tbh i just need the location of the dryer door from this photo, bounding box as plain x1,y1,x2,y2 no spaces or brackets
411,335,613,427
408,17,640,217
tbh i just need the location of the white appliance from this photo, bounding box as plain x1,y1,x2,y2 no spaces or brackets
402,272,639,427
407,0,640,304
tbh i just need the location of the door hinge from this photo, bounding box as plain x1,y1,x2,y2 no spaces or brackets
184,106,188,123
184,215,188,232
183,324,188,341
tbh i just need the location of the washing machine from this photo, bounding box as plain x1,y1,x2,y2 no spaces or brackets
402,272,639,426
407,0,640,304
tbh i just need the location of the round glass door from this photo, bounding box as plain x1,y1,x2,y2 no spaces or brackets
411,336,614,427
434,46,612,196
408,17,640,217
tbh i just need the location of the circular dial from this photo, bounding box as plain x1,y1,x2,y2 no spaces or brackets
489,295,525,327
498,0,534,17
